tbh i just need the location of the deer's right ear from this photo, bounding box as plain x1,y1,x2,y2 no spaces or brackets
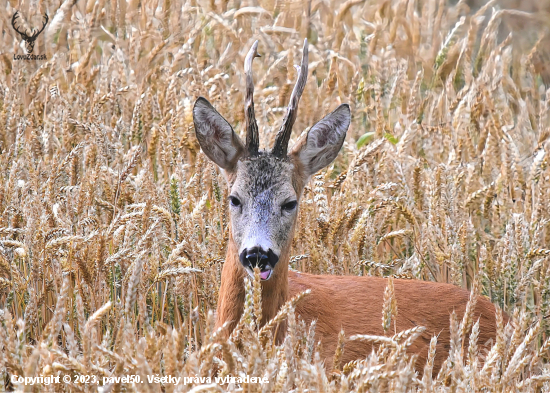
290,104,351,178
193,97,245,170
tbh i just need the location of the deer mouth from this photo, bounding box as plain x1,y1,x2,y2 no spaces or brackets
245,265,273,281
239,248,278,281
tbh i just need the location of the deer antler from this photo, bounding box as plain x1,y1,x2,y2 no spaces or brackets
244,40,261,156
11,11,28,38
30,13,48,38
272,38,309,158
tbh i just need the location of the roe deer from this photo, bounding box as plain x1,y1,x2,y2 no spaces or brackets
193,39,503,373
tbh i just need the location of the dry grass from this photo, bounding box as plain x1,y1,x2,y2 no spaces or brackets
1,0,550,391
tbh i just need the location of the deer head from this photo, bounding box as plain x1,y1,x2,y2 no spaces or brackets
193,39,351,281
12,11,49,54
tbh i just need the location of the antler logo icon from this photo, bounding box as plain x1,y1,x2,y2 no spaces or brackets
11,11,48,54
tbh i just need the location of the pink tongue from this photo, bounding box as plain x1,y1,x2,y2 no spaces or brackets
260,270,271,280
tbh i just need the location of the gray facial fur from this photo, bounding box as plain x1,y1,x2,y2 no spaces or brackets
228,155,299,263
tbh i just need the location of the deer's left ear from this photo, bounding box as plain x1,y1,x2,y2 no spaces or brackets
290,104,351,177
193,97,245,171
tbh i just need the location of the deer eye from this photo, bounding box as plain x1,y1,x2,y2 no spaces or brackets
282,200,298,211
229,196,241,207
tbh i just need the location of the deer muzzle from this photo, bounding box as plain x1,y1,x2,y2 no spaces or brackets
239,247,279,280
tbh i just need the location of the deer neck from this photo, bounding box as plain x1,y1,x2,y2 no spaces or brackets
216,238,290,333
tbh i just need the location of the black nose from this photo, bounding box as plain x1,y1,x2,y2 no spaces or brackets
239,247,279,268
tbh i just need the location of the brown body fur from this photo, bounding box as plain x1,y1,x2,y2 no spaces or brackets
289,271,500,372
216,242,503,373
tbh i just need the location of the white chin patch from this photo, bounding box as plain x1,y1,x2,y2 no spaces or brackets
246,266,273,281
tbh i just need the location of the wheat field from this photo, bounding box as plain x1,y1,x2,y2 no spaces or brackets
1,0,550,391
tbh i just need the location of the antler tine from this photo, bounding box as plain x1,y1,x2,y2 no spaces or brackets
11,11,25,36
244,40,261,156
272,38,309,157
33,13,48,37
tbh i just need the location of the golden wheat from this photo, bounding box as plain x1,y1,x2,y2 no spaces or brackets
1,0,550,391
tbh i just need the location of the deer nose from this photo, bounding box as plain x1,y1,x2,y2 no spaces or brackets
240,247,279,268
240,247,268,268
